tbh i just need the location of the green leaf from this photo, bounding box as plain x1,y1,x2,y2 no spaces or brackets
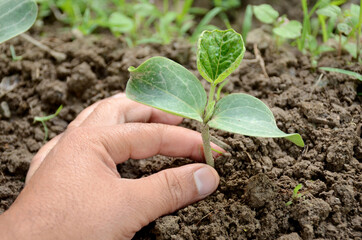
273,20,302,39
133,3,161,18
319,67,362,81
0,0,38,43
191,7,222,42
108,12,134,34
197,29,245,84
126,57,207,122
349,4,360,26
293,184,303,198
242,5,253,40
208,93,305,147
253,4,279,24
337,23,352,35
316,5,341,18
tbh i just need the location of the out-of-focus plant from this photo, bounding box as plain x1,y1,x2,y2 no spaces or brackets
241,5,253,40
298,0,361,66
319,67,362,81
34,0,233,47
252,4,303,48
335,3,362,59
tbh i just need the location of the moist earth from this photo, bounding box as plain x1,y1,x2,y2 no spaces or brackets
0,25,361,240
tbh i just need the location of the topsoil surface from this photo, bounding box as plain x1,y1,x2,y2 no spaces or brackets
1,24,361,240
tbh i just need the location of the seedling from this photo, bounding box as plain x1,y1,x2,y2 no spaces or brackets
10,45,22,61
286,183,303,206
336,3,362,60
126,29,304,167
34,105,63,141
319,67,362,81
252,4,302,47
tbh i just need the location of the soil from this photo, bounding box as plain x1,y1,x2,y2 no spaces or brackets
1,23,361,240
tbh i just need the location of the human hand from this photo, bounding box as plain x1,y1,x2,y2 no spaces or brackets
0,93,221,239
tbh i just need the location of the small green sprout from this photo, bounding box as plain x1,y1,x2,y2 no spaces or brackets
286,183,303,206
0,0,38,43
10,45,22,61
125,29,304,167
319,67,362,81
34,105,63,141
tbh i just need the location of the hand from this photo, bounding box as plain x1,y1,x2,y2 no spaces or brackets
0,93,221,240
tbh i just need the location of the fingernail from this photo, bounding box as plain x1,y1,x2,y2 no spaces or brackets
194,167,218,196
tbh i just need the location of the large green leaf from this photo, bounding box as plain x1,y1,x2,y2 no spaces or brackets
208,93,304,147
273,20,302,39
0,0,38,43
197,29,245,85
126,57,207,122
253,4,279,24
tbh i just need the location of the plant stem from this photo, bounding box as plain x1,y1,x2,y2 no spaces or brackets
203,83,216,122
338,32,341,57
299,0,309,51
318,15,328,43
201,124,214,167
357,0,362,60
208,83,216,104
202,83,218,167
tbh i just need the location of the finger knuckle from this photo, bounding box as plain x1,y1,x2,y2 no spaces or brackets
93,100,114,117
158,170,185,211
63,127,95,146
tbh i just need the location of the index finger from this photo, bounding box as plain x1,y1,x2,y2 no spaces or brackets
69,93,183,129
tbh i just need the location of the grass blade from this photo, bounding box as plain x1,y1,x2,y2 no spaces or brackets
319,67,362,81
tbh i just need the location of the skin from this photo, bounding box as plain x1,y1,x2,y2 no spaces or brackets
0,93,221,240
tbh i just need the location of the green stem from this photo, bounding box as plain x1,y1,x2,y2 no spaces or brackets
208,83,216,104
203,83,216,123
357,0,362,60
163,0,168,14
41,121,49,142
201,124,214,167
319,15,328,43
299,0,309,51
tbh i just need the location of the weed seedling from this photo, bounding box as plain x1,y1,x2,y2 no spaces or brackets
34,105,63,141
320,67,362,81
286,183,303,206
252,4,302,48
10,45,22,61
126,29,304,167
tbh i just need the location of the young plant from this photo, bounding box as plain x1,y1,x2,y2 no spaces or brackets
286,183,303,206
34,105,63,141
336,3,362,60
252,4,302,48
10,45,22,61
125,29,304,167
319,67,362,81
0,0,38,43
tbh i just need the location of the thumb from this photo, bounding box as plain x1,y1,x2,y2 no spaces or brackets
128,164,219,224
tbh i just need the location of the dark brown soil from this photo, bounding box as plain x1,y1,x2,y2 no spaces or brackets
1,26,361,239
